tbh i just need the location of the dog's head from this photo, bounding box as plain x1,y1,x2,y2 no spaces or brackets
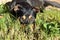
10,2,39,24
20,8,38,24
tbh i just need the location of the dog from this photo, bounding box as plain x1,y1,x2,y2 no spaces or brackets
5,1,39,32
9,2,38,24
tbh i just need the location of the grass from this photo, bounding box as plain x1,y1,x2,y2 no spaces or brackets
0,4,60,40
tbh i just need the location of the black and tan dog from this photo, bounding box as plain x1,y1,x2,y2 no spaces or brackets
12,2,38,24
6,1,39,32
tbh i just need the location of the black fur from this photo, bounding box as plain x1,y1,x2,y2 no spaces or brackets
26,0,60,12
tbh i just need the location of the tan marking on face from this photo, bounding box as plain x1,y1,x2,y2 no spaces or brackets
33,7,39,12
14,4,21,11
29,15,32,19
22,15,26,20
33,8,36,11
14,6,19,11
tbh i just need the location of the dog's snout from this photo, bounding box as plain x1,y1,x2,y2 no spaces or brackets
20,18,29,24
24,20,29,24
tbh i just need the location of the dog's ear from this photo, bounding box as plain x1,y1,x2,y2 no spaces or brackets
32,7,40,13
11,4,22,11
13,4,21,11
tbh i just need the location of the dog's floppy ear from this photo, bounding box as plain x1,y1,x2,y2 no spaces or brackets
32,7,40,13
13,4,21,11
10,4,22,11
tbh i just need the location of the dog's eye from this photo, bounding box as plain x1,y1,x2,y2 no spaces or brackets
29,15,32,19
22,15,26,20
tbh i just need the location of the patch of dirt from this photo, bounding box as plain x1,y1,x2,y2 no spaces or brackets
45,0,60,10
50,0,60,3
45,6,60,10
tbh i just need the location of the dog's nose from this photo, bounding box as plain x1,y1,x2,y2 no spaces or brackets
20,18,29,24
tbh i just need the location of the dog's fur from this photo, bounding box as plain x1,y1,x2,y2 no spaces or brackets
26,0,60,12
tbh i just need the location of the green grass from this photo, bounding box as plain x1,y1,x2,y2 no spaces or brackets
0,4,60,40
